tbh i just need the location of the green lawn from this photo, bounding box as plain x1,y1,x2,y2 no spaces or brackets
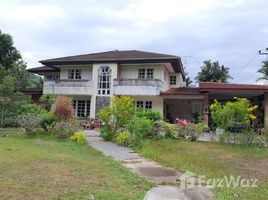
138,138,268,200
0,129,154,200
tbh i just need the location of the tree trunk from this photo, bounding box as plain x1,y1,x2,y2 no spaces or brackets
1,103,4,128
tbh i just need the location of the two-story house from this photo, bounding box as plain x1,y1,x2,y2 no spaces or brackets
27,50,268,130
28,50,192,120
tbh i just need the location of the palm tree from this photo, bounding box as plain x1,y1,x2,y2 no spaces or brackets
195,60,232,83
257,60,268,81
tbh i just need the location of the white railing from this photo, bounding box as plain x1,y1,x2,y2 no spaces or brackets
113,78,163,96
43,79,93,95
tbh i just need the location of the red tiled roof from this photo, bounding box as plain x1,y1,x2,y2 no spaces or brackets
199,82,268,91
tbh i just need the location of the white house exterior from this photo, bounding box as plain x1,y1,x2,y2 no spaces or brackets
28,50,197,122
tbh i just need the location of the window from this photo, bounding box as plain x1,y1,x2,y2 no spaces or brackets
138,69,146,79
72,100,90,117
136,101,152,109
147,69,154,79
98,66,111,96
136,101,144,108
192,102,202,115
170,76,177,85
68,69,81,80
138,68,154,79
46,74,59,81
145,101,152,109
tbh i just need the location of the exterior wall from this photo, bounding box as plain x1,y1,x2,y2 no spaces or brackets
58,65,93,80
120,64,163,79
132,96,164,115
164,99,203,122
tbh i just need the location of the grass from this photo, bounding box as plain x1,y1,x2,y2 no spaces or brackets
138,138,268,200
0,128,154,200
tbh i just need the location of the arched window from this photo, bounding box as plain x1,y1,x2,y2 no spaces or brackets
98,66,111,96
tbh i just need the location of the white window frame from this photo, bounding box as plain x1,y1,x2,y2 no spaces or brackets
138,68,154,79
97,66,111,96
170,76,177,85
136,101,152,109
72,100,90,117
68,69,81,80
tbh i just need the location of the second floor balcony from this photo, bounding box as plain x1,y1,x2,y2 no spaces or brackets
43,79,93,95
113,78,163,96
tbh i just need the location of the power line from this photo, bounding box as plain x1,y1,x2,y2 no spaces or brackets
232,52,259,80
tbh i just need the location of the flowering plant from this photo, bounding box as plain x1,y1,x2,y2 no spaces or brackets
210,97,258,131
176,118,191,127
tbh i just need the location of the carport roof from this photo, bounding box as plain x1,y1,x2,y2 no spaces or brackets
199,82,268,92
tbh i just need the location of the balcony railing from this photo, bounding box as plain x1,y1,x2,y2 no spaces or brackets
113,78,163,96
43,79,93,95
113,78,163,87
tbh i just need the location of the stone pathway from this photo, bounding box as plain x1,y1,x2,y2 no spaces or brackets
85,130,213,200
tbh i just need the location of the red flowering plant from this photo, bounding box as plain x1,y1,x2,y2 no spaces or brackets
176,118,206,141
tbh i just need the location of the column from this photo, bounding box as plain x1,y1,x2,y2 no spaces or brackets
264,93,268,133
203,93,209,126
90,95,96,119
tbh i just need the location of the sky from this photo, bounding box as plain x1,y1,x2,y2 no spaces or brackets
1,0,268,84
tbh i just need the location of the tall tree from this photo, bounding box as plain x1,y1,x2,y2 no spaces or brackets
195,60,232,83
0,30,30,89
257,60,268,81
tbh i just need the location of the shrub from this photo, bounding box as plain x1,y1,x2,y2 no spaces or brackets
127,117,153,147
152,121,178,138
113,130,132,146
53,96,74,121
40,94,56,111
210,97,258,131
17,114,42,136
17,103,46,115
136,109,162,122
176,119,207,141
97,96,135,140
70,131,87,144
50,120,81,138
40,112,59,131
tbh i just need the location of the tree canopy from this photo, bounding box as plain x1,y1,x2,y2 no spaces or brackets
0,30,40,89
257,60,268,81
195,60,232,83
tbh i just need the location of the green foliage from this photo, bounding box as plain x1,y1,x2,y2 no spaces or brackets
17,114,42,136
152,120,178,138
185,72,193,87
113,130,132,146
195,60,232,83
17,103,46,115
127,117,153,147
40,94,56,111
257,60,268,81
70,131,87,144
136,109,162,122
40,112,59,131
0,76,31,127
182,123,207,141
0,30,31,89
210,97,257,131
97,96,135,141
49,120,81,138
